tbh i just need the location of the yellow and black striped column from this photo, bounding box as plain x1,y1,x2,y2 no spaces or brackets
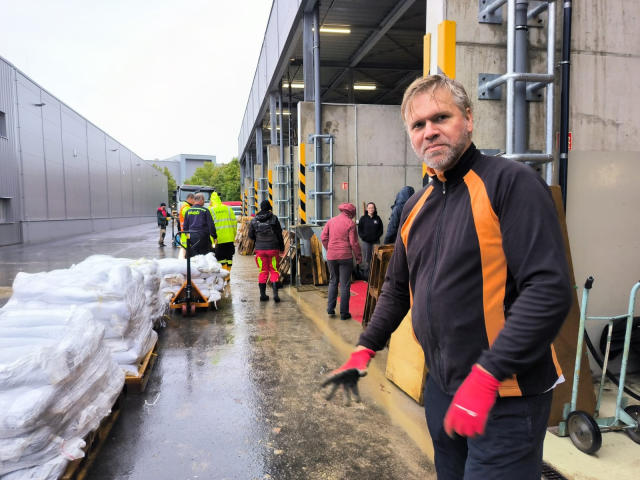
298,144,307,224
244,189,248,216
422,21,456,187
268,169,273,207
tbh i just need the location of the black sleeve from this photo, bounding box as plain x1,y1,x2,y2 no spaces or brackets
357,216,364,239
248,219,256,241
376,216,384,240
207,210,217,239
477,169,573,381
384,207,400,244
274,216,285,251
358,212,411,351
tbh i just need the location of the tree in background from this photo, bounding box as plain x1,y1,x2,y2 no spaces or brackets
152,164,178,205
186,158,240,201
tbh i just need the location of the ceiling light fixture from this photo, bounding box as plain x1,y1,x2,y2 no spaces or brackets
320,27,351,34
284,83,305,89
354,84,377,90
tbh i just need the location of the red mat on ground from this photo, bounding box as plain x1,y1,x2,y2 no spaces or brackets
338,280,368,323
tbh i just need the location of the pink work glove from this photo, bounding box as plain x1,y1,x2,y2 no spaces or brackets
444,365,501,438
322,348,376,406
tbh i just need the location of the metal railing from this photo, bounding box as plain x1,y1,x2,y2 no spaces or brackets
307,134,334,224
478,0,557,184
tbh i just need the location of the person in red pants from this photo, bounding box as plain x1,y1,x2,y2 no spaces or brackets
248,200,285,302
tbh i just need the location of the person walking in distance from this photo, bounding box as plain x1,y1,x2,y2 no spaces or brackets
208,192,238,279
157,202,168,246
321,203,362,321
384,186,415,244
248,200,285,302
322,75,572,479
182,193,217,256
357,202,383,280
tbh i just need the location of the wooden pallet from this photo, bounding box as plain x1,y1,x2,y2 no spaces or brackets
310,234,329,285
362,244,395,328
124,338,158,395
60,390,124,480
236,217,255,255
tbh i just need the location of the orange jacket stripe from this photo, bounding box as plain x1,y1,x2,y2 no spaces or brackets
464,170,522,397
400,185,434,248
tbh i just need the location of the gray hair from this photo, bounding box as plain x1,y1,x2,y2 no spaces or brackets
401,75,474,124
193,193,205,202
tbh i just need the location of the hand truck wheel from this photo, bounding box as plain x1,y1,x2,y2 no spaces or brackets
181,305,188,317
567,411,602,454
190,305,196,316
624,405,640,444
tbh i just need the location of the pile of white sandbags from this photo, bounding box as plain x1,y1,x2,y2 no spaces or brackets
0,307,124,480
3,256,157,375
78,256,166,328
157,253,228,306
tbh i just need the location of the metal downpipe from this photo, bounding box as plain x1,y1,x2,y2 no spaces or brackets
559,1,572,210
514,0,529,154
313,5,322,224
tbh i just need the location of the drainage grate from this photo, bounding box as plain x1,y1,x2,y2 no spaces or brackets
295,285,317,292
541,462,568,480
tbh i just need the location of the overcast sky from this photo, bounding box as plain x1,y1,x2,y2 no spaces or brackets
0,0,272,164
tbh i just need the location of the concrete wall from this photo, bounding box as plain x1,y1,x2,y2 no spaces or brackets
440,0,640,372
297,102,421,237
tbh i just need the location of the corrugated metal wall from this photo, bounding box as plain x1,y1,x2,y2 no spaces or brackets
0,61,22,245
0,56,167,245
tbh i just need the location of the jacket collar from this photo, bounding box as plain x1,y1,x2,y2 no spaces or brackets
425,142,478,185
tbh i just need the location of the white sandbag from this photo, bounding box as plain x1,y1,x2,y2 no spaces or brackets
0,307,124,477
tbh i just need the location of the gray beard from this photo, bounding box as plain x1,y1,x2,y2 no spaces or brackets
414,129,470,172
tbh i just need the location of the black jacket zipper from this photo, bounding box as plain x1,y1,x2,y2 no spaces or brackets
427,181,448,393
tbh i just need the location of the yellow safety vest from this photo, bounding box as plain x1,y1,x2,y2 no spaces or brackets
208,205,237,244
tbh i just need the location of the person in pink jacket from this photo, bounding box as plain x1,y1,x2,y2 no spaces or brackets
320,203,363,320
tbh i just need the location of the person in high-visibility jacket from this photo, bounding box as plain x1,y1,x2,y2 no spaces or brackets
208,192,238,278
179,193,195,246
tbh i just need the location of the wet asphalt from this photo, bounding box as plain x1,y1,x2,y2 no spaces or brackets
0,223,435,480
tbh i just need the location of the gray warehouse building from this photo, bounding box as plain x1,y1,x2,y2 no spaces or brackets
151,153,216,185
0,55,168,246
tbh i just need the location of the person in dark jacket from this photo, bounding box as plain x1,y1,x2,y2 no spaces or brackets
357,202,383,279
248,200,285,302
322,75,572,479
384,186,415,244
182,193,217,256
156,203,168,246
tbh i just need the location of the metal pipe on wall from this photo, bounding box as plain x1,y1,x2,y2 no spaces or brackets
559,1,572,210
257,127,265,205
313,4,322,224
278,86,285,222
514,0,529,154
506,0,516,154
545,2,556,185
270,92,278,145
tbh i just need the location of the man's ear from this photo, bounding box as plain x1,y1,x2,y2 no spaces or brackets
466,108,474,133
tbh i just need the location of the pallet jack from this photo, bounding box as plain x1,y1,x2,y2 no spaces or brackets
169,230,211,317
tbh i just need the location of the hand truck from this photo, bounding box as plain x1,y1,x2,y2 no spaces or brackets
558,276,640,454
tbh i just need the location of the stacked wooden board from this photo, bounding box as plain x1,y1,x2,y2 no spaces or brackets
309,235,329,285
362,244,395,328
236,217,255,255
276,231,296,281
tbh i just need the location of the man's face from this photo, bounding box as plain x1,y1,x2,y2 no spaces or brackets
406,88,473,172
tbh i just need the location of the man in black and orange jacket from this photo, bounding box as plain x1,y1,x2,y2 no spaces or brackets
323,75,573,479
